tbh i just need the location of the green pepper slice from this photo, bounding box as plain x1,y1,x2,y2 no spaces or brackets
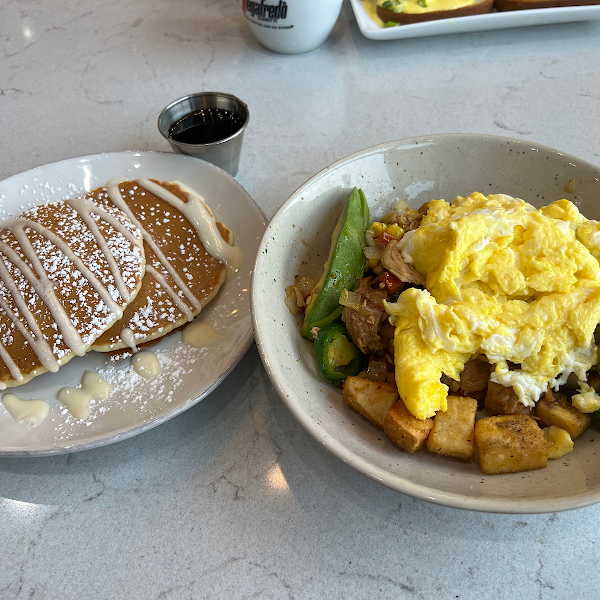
301,187,370,340
314,323,365,383
380,0,406,12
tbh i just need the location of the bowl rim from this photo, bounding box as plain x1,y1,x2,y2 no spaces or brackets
252,133,600,514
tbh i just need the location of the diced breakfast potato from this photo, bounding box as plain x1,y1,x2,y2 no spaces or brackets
342,376,398,427
544,426,574,459
485,381,533,416
475,415,548,475
427,395,477,459
535,390,591,440
383,399,433,453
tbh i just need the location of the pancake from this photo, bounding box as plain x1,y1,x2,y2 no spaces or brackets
92,179,240,353
0,194,145,389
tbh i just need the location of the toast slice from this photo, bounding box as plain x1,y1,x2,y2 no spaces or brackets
496,0,599,10
377,0,493,24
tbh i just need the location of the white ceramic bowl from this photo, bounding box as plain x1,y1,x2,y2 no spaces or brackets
252,133,600,514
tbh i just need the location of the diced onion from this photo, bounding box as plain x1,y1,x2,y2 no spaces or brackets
294,287,306,309
395,199,411,214
365,359,388,383
339,289,361,309
365,231,376,248
363,246,382,260
285,292,299,315
294,276,316,297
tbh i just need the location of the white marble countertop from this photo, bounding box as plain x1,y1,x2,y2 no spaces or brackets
2,0,600,598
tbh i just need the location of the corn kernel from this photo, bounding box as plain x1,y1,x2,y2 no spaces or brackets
369,222,385,237
386,223,404,239
544,426,574,459
367,258,379,271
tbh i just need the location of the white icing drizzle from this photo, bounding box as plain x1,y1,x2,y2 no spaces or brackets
2,393,49,428
136,179,243,277
0,343,20,386
9,215,124,320
0,198,143,375
120,327,138,353
66,198,142,303
131,351,161,379
0,250,58,371
145,264,193,320
182,321,228,348
106,183,201,317
0,236,86,356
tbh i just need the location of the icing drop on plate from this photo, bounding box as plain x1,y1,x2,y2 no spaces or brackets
57,370,113,419
2,393,49,428
182,321,228,348
57,387,92,420
131,351,161,379
81,370,112,400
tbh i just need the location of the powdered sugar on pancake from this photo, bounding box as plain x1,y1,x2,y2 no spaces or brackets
0,195,145,387
92,181,231,352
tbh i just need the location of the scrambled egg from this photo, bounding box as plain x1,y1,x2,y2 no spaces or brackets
385,192,600,420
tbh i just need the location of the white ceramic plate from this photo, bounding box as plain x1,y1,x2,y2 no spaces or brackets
350,0,600,40
252,133,600,513
0,151,266,456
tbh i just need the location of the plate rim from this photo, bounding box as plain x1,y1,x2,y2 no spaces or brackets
252,132,600,514
348,0,600,40
0,150,265,456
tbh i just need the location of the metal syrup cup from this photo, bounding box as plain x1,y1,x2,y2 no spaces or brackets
158,92,249,177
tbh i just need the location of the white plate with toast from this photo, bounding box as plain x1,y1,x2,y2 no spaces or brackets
253,133,600,513
0,151,266,455
350,0,600,39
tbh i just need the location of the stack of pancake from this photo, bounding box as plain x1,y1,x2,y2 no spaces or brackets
0,179,236,389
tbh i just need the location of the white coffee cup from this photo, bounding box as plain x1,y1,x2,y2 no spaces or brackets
241,0,344,55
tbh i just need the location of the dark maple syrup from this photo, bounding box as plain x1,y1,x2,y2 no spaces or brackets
169,108,244,145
